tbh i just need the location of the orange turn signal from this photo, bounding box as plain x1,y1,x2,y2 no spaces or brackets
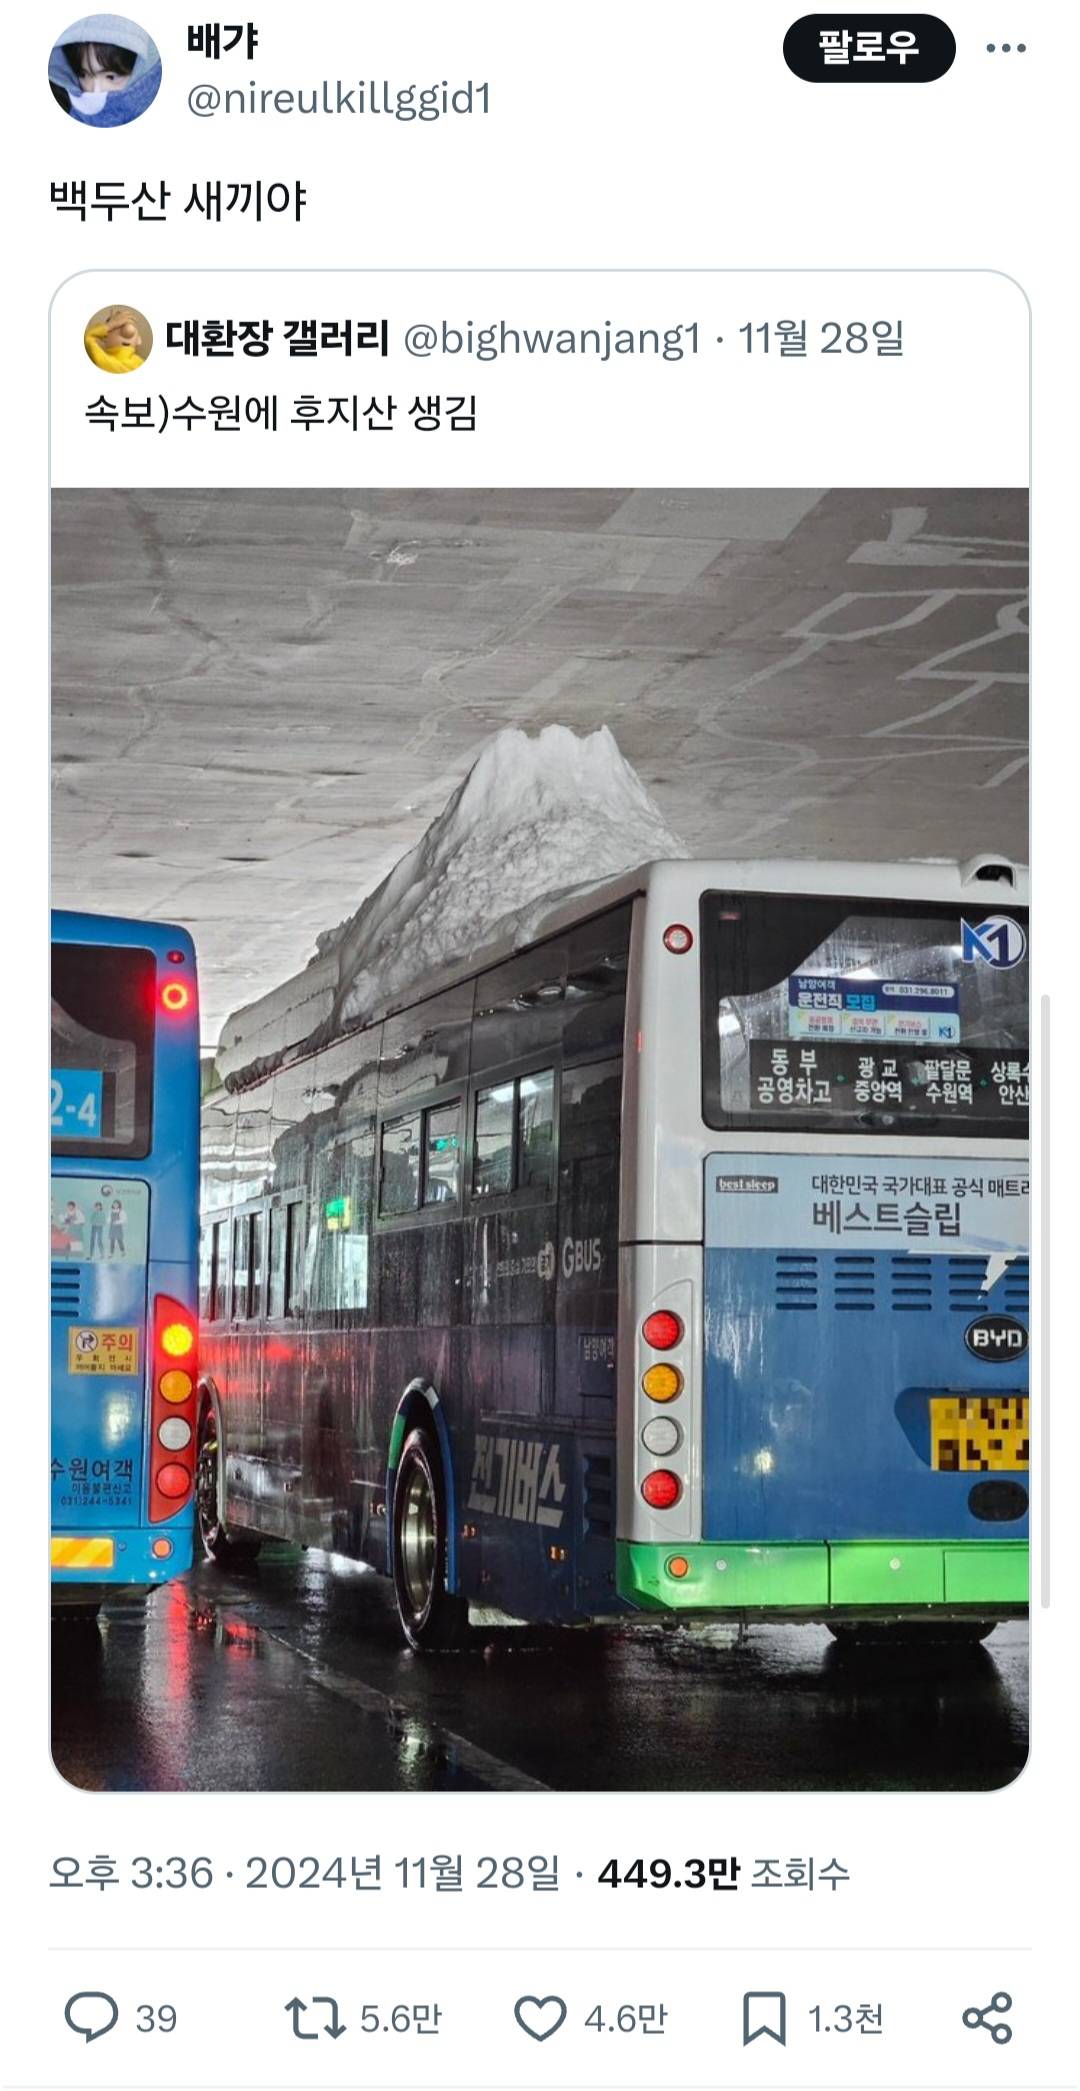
642,1363,683,1403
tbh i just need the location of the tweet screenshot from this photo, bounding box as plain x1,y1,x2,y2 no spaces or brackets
14,2,1071,2087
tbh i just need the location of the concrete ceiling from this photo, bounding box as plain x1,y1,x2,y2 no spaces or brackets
51,486,1028,1042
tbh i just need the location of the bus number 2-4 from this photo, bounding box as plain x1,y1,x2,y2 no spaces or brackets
50,1078,99,1132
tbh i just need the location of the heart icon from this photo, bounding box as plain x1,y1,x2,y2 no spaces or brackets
514,1994,567,2042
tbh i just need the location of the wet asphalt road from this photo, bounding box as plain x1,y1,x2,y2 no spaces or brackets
51,1547,1029,1793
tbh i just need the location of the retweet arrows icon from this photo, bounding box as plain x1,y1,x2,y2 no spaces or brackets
285,1997,346,2040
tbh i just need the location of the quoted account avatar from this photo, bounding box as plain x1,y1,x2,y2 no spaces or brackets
83,305,150,372
49,15,161,125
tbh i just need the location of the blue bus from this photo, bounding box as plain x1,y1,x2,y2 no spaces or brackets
198,856,1028,1650
51,912,201,1610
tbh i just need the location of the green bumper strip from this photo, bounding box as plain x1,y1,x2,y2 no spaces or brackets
387,1414,407,1470
617,1540,1028,1612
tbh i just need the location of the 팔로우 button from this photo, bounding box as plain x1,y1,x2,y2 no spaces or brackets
784,16,957,82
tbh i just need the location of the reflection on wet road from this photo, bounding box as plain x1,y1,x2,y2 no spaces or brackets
52,1546,1028,1793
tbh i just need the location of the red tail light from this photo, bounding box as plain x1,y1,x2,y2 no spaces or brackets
155,1463,191,1500
161,979,192,1013
149,1296,197,1522
641,1469,681,1510
642,1309,683,1351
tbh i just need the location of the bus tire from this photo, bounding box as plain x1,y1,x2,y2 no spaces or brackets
827,1620,997,1647
196,1408,261,1568
391,1427,468,1654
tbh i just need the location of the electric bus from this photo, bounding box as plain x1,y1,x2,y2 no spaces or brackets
197,855,1029,1649
51,911,201,1610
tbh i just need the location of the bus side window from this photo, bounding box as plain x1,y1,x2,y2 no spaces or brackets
555,1057,622,1409
285,1198,304,1314
472,944,566,1072
267,1203,284,1319
472,1069,556,1200
199,1222,213,1319
518,1068,555,1192
379,1114,421,1217
231,1212,251,1322
208,1217,229,1322
563,906,632,1062
249,1208,265,1320
423,1101,462,1206
473,1083,514,1196
268,1199,303,1318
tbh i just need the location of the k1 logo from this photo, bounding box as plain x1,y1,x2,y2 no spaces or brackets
960,916,1027,968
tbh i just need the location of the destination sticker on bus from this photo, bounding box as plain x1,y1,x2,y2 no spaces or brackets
750,1043,1028,1118
787,974,961,1044
68,1326,139,1376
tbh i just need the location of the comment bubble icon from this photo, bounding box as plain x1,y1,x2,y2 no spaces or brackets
64,1991,119,2042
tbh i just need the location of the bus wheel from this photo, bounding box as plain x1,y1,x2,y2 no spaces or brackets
391,1428,468,1654
196,1410,261,1568
828,1620,997,1647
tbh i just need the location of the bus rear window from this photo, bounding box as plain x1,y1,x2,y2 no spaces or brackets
700,892,1028,1138
51,943,155,1158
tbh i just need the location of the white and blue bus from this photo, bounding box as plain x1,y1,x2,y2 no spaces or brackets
198,856,1029,1649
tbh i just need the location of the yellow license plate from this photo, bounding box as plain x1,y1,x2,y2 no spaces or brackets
51,1536,115,1569
931,1394,1029,1473
68,1326,139,1376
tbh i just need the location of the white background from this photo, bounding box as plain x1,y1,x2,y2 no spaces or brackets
12,2,1073,2085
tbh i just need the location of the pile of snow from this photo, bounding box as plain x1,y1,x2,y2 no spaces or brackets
216,724,685,1081
323,723,686,1026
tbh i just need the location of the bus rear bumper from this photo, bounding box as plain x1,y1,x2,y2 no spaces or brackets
51,1523,194,1594
616,1539,1029,1616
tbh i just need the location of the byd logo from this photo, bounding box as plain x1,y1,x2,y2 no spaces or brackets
964,1314,1028,1362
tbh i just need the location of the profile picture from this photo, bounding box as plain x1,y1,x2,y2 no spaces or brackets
83,304,153,372
49,15,161,126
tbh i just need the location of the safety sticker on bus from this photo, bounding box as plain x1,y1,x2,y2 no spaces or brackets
67,1326,139,1376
